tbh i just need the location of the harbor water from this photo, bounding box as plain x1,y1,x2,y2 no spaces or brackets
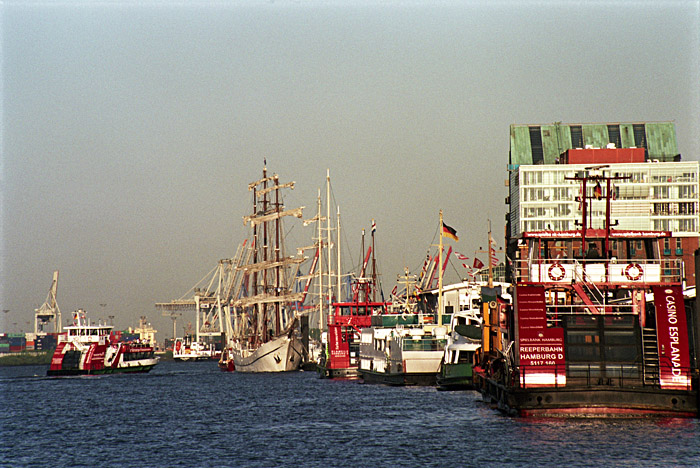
2,360,700,467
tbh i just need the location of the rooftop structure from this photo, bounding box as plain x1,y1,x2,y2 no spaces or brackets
509,121,679,166
506,121,699,286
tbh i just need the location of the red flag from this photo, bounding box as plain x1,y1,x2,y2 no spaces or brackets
473,258,484,269
490,246,498,267
455,252,469,261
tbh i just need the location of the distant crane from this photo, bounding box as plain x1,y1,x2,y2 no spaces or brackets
34,270,62,334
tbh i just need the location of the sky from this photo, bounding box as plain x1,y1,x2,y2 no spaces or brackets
2,0,699,336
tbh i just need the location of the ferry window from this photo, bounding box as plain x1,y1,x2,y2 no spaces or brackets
604,330,636,345
566,344,600,361
567,331,599,344
604,344,637,362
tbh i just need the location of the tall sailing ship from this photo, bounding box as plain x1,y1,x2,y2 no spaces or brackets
221,166,309,372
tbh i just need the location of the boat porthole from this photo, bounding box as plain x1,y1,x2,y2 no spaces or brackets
672,398,678,406
537,396,543,404
545,395,553,403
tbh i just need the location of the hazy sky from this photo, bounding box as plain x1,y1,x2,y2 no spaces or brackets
2,0,699,336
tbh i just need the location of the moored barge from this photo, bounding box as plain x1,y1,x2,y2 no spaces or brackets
477,165,699,417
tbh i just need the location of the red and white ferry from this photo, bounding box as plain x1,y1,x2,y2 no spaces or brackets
48,309,158,376
477,170,698,417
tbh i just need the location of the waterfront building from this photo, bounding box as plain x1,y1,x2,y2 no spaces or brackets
506,121,699,286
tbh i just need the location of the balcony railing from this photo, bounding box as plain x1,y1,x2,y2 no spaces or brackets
513,257,683,285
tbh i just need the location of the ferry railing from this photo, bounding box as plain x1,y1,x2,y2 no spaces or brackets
544,303,637,320
402,338,447,352
513,257,683,285
515,363,696,391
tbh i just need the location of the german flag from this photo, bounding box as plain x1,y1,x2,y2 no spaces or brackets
594,181,602,200
442,222,459,241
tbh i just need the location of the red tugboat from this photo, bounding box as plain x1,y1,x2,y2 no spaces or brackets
317,229,390,379
476,167,699,417
48,309,158,376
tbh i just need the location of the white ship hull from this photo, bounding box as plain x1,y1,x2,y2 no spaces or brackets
232,334,304,372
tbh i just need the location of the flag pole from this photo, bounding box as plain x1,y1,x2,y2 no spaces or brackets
488,219,493,288
438,210,444,328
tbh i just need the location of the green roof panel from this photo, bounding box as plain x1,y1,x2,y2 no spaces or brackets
582,124,609,148
510,125,532,165
645,122,678,161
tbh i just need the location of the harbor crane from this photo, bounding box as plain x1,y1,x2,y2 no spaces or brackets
34,270,62,334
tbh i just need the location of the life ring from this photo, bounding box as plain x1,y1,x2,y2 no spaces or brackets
548,263,566,281
624,263,643,281
174,341,181,352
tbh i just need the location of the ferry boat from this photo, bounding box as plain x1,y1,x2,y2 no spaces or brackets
358,211,454,386
358,316,447,386
173,337,218,361
436,309,482,390
47,309,158,376
476,169,699,417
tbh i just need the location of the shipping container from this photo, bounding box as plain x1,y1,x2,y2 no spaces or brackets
35,335,57,350
9,337,26,347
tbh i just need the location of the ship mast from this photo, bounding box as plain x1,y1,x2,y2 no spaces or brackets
326,169,332,306
337,205,342,302
488,220,494,288
315,189,324,332
438,210,444,327
275,173,281,336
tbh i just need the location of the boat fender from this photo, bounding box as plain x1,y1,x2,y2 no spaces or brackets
624,263,642,281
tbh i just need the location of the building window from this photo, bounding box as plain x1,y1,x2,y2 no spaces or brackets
570,126,583,149
607,124,621,148
679,219,697,232
530,126,544,165
654,203,670,215
633,124,646,148
679,185,697,199
679,202,696,215
653,186,670,198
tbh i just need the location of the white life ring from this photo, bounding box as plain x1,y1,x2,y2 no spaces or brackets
624,263,643,281
548,263,566,281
